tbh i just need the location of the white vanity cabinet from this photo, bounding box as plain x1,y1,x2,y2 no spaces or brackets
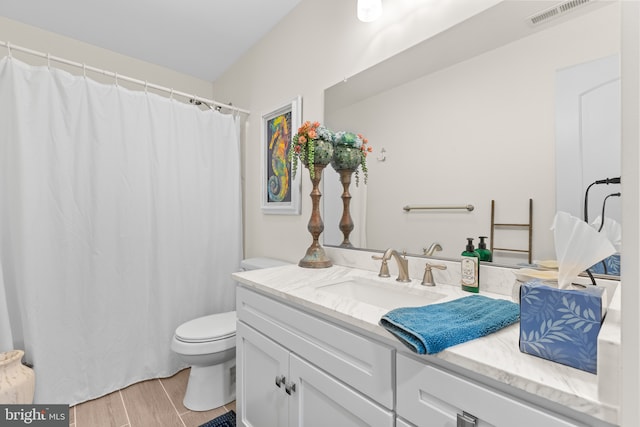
233,264,618,427
236,286,394,427
396,353,584,427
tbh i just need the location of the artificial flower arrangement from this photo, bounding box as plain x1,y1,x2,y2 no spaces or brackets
288,121,335,179
288,121,373,184
332,131,373,185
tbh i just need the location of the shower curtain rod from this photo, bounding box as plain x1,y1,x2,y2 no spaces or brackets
0,40,250,115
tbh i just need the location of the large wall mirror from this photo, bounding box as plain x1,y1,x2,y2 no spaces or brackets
323,0,621,272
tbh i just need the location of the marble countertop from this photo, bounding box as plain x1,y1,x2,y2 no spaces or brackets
233,255,620,425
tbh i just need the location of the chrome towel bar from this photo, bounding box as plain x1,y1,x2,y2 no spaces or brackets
403,204,475,212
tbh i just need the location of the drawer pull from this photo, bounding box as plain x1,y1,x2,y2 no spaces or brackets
275,375,286,388
457,412,477,427
285,382,297,395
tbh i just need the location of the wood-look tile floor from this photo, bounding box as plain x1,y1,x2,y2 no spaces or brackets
70,368,236,427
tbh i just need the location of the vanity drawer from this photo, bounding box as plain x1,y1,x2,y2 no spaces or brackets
396,353,582,427
236,286,394,409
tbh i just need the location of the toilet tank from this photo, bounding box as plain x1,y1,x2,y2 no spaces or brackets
240,257,290,271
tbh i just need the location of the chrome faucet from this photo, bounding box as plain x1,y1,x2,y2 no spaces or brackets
423,242,443,257
421,262,447,286
372,249,411,282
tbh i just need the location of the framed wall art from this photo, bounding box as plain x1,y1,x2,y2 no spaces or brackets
261,96,302,215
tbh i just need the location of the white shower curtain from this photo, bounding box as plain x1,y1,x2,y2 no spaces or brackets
0,57,243,405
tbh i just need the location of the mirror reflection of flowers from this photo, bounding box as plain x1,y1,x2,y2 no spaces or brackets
332,131,373,185
288,121,335,179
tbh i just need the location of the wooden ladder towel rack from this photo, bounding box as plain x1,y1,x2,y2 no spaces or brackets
490,199,533,264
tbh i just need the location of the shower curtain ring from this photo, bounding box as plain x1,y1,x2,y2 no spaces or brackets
83,64,86,78
47,53,51,69
144,81,148,93
115,72,119,86
6,42,11,58
170,89,174,99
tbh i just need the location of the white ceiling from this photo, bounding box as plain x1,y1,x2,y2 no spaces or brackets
0,0,302,82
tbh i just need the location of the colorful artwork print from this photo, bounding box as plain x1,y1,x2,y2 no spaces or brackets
261,96,301,215
266,111,292,203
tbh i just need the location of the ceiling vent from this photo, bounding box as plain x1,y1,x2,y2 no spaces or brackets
528,0,592,25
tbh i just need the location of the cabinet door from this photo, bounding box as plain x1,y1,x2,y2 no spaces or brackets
289,354,394,427
237,322,289,427
397,353,581,427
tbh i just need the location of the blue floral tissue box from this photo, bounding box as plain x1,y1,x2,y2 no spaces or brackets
519,281,606,374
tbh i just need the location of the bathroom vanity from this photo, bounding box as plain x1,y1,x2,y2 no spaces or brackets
233,250,620,427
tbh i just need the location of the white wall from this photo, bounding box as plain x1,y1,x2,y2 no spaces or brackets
0,16,214,102
620,2,640,425
211,0,502,262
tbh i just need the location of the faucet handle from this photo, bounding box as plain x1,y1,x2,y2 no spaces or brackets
371,254,391,278
421,262,447,286
423,242,443,257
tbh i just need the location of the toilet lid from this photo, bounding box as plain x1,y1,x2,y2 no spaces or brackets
175,311,236,343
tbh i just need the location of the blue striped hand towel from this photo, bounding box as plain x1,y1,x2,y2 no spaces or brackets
380,295,520,354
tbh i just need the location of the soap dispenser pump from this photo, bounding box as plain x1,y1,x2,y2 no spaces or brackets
477,236,493,262
461,238,480,293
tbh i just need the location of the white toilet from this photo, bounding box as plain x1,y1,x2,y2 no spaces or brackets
171,257,289,411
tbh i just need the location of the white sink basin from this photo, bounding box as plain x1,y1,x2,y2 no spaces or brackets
316,277,446,310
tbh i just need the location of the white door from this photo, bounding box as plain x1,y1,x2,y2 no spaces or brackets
289,354,394,427
556,54,621,224
236,322,289,427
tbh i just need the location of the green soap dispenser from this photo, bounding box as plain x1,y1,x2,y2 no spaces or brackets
477,236,493,262
461,238,480,293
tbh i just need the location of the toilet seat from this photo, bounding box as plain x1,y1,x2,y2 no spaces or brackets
175,311,236,343
171,334,235,356
171,311,236,356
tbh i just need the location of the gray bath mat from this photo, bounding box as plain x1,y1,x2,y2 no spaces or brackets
199,410,236,427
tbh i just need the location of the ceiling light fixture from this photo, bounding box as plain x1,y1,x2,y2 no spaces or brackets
357,0,382,22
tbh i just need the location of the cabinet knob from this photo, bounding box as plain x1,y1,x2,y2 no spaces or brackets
285,382,296,395
457,412,477,427
275,375,286,388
